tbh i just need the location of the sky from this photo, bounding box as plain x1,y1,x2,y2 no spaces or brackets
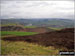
0,0,74,19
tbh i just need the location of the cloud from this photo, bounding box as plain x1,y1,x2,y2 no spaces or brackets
0,0,74,19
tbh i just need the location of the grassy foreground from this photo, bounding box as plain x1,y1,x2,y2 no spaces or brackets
1,40,59,55
1,31,38,36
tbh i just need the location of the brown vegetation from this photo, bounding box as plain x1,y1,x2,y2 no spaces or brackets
25,27,54,33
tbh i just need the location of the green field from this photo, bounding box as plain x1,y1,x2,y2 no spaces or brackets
1,31,38,36
48,27,62,30
24,26,36,28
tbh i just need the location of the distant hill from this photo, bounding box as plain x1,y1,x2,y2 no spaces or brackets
0,25,25,31
1,25,54,33
2,28,74,51
1,19,74,28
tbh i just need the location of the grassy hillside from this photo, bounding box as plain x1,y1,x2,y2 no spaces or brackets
3,28,74,51
1,30,59,55
1,40,59,55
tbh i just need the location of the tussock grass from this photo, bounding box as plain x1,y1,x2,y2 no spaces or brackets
1,40,59,55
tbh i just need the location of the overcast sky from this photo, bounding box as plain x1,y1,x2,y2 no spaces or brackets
0,0,74,19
